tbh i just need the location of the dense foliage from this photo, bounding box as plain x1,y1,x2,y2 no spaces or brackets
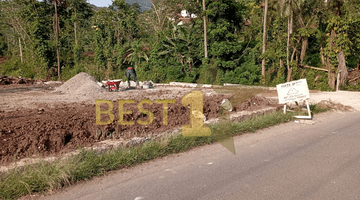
0,0,359,90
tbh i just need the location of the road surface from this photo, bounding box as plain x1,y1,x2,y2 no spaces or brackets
39,111,360,200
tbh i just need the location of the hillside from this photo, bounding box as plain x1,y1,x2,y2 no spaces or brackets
125,0,152,11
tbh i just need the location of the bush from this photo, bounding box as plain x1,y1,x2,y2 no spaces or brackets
0,58,44,79
221,61,261,85
197,57,220,85
61,64,87,81
292,67,332,91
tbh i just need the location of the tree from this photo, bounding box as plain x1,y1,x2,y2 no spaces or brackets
322,0,354,88
279,0,295,82
206,0,244,69
66,0,93,65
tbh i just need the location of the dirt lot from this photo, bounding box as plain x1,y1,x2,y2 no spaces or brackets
0,74,283,166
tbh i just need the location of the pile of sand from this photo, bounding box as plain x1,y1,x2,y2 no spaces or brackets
54,72,105,95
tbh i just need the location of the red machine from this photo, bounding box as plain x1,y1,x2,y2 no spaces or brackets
106,80,121,92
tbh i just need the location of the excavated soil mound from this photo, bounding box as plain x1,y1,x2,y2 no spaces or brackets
0,93,280,164
54,72,105,95
317,100,355,112
235,96,281,111
0,95,223,164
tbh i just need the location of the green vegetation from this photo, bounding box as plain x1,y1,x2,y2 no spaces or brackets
0,0,359,88
0,105,329,200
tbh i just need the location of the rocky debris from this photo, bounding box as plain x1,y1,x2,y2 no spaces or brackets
220,99,233,111
294,120,316,125
43,81,62,85
125,137,150,147
0,75,37,85
142,81,154,89
119,80,154,89
316,100,356,112
120,81,139,88
53,72,105,95
169,82,198,88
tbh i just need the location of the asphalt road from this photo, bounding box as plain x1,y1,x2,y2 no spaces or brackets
39,111,360,200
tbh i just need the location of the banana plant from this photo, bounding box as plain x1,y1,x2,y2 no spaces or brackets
123,39,149,71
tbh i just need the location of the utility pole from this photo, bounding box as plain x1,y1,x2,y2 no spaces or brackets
203,0,207,58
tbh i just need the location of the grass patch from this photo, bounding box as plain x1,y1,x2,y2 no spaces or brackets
0,105,327,200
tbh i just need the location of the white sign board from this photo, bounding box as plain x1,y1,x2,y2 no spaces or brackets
276,79,310,104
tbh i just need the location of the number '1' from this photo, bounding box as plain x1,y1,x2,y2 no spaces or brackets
181,91,212,137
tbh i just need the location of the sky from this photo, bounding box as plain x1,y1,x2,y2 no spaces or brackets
88,0,112,8
87,0,152,10
38,0,112,7
38,0,152,11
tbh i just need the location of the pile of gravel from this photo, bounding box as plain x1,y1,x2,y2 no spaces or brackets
54,72,105,95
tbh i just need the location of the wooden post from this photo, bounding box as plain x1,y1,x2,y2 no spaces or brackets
283,104,287,114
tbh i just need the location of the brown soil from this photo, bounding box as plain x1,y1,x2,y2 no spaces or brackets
0,73,282,166
0,75,37,85
0,92,279,165
234,96,280,111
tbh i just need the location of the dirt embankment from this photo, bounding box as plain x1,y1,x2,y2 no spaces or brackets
0,94,279,164
0,72,283,166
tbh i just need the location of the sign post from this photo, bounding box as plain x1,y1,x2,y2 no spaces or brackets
276,79,312,119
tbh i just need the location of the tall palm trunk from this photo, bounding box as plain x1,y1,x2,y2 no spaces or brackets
261,0,268,84
300,37,308,65
203,0,207,58
54,0,61,80
286,0,293,82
